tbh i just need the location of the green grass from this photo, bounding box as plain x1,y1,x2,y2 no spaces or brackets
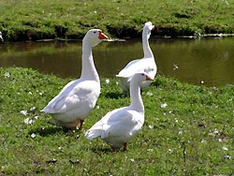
0,67,233,175
0,0,234,41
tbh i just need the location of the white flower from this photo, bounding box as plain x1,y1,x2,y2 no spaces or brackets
146,92,153,96
224,1,229,5
224,155,231,159
30,106,36,112
130,158,135,162
160,103,167,108
37,90,44,95
4,72,10,77
20,110,28,116
213,129,219,134
30,119,35,124
28,91,33,95
209,129,219,136
24,118,30,124
24,118,35,125
222,146,228,151
173,64,179,70
148,125,154,129
168,149,173,153
105,79,110,84
31,133,36,138
200,139,206,143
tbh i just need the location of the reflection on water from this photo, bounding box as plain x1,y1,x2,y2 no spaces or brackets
0,38,233,87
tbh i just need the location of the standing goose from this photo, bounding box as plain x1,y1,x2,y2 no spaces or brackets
41,29,109,129
116,22,156,92
0,31,3,42
85,73,153,151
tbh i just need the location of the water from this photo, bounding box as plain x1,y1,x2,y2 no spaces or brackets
0,38,233,87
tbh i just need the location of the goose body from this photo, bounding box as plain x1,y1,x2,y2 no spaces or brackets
85,73,153,151
116,22,157,92
41,29,108,129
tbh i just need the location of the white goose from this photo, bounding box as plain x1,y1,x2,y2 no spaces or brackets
0,31,3,42
116,22,157,92
85,73,153,151
41,29,109,129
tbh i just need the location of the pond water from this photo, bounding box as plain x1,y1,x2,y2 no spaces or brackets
0,37,233,87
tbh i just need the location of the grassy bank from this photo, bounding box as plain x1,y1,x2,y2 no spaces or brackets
0,0,233,41
0,67,233,175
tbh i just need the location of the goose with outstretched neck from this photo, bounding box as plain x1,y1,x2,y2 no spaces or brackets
85,73,153,151
116,22,157,93
41,29,108,130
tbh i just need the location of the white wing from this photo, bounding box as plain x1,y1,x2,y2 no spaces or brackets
85,107,143,140
116,57,156,79
42,79,99,114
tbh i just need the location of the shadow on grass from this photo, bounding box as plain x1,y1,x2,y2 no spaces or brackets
28,125,81,137
90,146,125,155
91,147,112,154
28,126,63,136
104,92,128,99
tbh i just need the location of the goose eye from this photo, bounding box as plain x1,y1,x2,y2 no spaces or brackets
93,31,96,34
141,73,144,76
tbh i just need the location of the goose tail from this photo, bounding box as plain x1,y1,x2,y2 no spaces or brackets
85,129,102,140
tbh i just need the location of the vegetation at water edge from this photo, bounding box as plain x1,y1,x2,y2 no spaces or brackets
0,0,233,41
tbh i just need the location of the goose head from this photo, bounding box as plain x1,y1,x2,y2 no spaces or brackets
143,22,154,39
0,31,3,42
128,72,153,84
83,29,108,47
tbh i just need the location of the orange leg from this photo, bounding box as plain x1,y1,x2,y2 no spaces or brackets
60,119,83,130
111,147,117,154
79,120,84,130
123,143,127,151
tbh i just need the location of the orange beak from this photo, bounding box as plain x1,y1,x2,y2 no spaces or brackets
146,75,153,81
98,31,109,40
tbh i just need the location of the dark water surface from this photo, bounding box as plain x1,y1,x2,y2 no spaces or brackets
0,38,233,87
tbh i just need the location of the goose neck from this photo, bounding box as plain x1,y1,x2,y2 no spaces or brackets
80,41,99,82
130,81,144,113
142,30,153,58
